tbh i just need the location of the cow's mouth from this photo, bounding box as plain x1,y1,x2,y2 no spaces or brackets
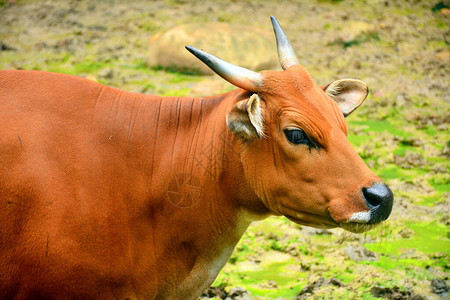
282,207,382,233
284,213,378,233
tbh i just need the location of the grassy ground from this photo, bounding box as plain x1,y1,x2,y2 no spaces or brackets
0,0,448,299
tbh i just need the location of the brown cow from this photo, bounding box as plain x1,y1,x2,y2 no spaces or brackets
0,17,392,299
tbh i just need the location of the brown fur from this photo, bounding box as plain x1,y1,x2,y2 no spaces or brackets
0,66,381,299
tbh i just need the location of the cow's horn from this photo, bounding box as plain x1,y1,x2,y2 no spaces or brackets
185,46,263,92
270,16,299,70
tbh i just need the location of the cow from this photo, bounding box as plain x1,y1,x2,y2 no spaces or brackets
0,16,393,299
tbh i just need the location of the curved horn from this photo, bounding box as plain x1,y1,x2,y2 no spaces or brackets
270,16,299,70
185,46,263,92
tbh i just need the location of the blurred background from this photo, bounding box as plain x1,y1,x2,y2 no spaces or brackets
0,0,448,299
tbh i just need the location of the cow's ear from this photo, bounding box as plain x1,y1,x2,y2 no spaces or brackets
323,79,369,117
226,94,264,140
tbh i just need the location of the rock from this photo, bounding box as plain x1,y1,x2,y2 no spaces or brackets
430,163,447,173
394,151,426,169
297,277,345,299
441,214,450,225
407,113,450,129
266,232,280,241
442,141,450,157
98,67,114,79
431,278,449,298
146,23,277,75
259,280,278,289
226,287,250,300
299,226,332,236
344,244,378,262
332,21,378,47
267,280,277,289
370,286,425,300
200,286,249,300
200,286,227,299
398,227,414,238
398,137,422,147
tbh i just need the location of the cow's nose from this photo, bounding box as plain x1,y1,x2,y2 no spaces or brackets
363,182,394,224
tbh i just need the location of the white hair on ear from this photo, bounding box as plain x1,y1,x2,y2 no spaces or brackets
325,83,342,100
247,94,265,138
226,94,265,141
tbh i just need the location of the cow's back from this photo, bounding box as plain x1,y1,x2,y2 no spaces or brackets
0,70,143,298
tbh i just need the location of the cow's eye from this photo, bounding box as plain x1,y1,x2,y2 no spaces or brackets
284,129,310,145
284,129,319,151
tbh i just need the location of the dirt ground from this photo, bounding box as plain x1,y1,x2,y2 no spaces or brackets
0,0,448,299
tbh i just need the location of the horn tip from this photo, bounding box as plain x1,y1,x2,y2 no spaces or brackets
270,16,279,25
185,45,202,58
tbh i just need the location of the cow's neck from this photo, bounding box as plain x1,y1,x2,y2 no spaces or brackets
96,87,269,296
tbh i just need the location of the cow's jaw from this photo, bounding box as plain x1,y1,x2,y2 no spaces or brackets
284,214,338,229
340,221,378,233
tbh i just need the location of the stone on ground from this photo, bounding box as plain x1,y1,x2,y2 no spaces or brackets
146,23,277,75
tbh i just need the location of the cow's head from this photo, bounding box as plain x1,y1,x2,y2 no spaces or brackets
186,17,393,233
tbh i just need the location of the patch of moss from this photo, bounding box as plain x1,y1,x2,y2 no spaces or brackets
349,120,411,138
421,126,436,137
347,133,370,146
169,73,202,84
418,194,446,207
378,165,406,180
428,174,450,190
74,62,107,73
393,145,420,156
245,285,303,299
365,221,450,255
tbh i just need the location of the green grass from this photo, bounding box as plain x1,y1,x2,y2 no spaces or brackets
366,221,449,255
378,165,406,180
349,120,411,138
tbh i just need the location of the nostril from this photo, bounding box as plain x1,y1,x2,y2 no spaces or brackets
363,182,394,223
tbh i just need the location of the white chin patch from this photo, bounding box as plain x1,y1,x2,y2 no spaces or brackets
346,211,371,224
